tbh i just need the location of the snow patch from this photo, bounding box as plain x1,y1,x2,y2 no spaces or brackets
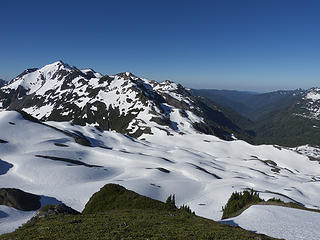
222,205,320,240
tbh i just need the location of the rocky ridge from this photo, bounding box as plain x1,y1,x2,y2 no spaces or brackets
0,61,242,139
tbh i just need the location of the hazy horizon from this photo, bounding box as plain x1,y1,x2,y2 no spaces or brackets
0,60,316,93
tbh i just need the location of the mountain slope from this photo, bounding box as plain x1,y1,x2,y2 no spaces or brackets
192,88,320,146
1,111,320,238
1,110,320,225
1,184,277,240
0,61,245,139
190,89,258,119
192,89,304,121
252,88,320,146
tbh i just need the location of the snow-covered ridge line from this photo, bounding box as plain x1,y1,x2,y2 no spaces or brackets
0,61,237,139
299,88,320,120
305,88,320,101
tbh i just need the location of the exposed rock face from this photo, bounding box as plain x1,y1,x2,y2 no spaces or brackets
25,204,80,226
0,188,41,211
34,204,79,219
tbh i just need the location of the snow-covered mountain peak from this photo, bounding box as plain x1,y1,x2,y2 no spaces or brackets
293,87,320,120
2,61,80,95
0,62,240,139
114,71,139,80
305,88,320,102
41,60,74,71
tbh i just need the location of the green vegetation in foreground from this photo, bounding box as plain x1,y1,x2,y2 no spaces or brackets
82,184,167,214
222,190,262,219
222,190,320,219
0,209,278,240
0,184,278,240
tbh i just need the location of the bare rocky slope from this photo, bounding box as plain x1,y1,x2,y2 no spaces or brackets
192,88,320,146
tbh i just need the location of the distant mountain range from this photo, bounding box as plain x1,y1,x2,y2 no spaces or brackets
190,89,303,120
192,88,320,146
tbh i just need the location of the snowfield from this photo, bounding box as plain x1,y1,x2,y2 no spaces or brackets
221,205,320,240
1,111,320,239
0,205,36,234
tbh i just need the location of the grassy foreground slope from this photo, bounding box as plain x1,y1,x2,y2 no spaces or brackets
0,184,278,240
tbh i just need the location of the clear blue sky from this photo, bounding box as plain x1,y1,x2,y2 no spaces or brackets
1,0,320,91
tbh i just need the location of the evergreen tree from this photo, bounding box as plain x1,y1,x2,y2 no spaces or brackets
222,189,263,219
165,194,176,210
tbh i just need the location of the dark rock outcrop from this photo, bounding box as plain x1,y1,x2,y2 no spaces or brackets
0,188,41,211
34,204,79,218
25,204,80,226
